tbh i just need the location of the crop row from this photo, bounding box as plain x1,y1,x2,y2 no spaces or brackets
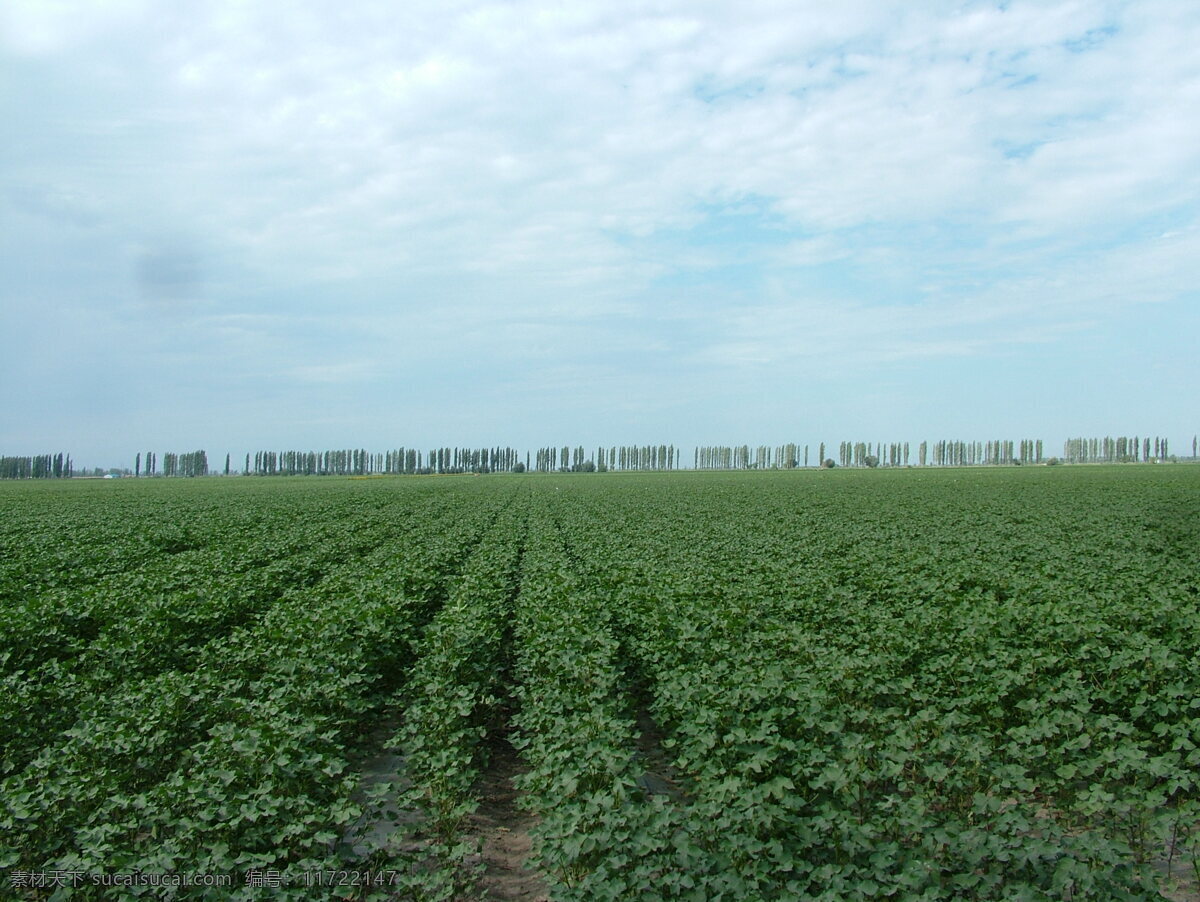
2,510,411,781
547,469,1200,899
507,504,669,899
1,467,1196,900
0,481,513,897
385,498,529,898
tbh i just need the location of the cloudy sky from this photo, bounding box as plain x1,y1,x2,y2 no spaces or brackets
2,0,1197,468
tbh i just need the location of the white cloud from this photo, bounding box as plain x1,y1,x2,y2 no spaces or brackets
10,1,1199,291
4,0,1199,459
773,237,851,267
0,0,149,55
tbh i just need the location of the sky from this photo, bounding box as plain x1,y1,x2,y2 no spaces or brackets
2,0,1198,468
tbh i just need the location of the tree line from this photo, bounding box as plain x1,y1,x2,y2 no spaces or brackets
1061,436,1170,464
0,453,72,479
216,444,681,475
692,435,1191,469
243,447,526,476
695,444,818,469
533,445,680,472
910,439,1039,468
134,451,207,477
185,434,1194,475
3,434,1195,480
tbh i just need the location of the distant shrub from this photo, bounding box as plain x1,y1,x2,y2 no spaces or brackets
821,459,836,468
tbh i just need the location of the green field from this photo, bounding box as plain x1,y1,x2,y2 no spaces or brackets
2,467,1199,900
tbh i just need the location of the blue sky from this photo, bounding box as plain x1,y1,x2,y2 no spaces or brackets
2,0,1197,468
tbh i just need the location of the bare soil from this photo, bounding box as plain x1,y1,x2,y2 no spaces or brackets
633,707,687,801
1154,846,1200,902
464,735,549,901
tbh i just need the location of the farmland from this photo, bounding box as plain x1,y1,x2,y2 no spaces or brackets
1,467,1198,900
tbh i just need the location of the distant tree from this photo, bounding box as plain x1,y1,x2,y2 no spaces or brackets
0,454,73,479
820,459,836,469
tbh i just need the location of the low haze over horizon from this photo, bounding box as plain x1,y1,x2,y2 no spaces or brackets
2,1,1197,469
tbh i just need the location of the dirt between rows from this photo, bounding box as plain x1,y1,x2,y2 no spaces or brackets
343,716,1198,901
465,736,549,901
